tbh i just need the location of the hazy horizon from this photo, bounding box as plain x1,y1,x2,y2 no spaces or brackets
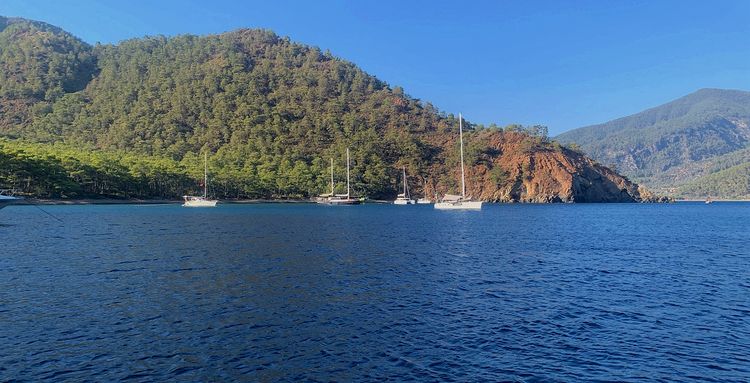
2,0,749,135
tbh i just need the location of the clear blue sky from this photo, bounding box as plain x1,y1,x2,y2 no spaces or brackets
3,0,750,135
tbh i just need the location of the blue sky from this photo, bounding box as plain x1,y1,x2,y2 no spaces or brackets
2,0,749,135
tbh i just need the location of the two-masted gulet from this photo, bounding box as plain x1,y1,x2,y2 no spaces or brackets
183,152,218,207
316,148,360,205
435,113,483,210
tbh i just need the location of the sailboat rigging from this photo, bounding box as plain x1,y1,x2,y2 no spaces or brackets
393,167,416,205
316,148,360,205
435,113,483,210
183,152,218,207
417,177,433,204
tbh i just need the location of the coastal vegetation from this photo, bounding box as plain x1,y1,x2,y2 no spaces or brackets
678,162,750,199
0,16,651,202
0,139,191,198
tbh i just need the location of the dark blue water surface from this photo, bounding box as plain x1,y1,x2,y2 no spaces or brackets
1,202,749,382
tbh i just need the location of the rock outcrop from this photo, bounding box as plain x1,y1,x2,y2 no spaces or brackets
423,130,656,203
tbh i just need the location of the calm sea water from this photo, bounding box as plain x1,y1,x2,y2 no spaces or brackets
1,202,749,382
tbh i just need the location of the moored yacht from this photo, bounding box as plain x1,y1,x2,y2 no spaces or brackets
417,178,433,204
183,152,218,207
435,113,483,210
316,148,360,205
393,167,415,205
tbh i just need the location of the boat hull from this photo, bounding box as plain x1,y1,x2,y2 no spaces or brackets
434,201,483,210
393,199,416,205
416,199,432,204
320,198,361,205
182,199,218,207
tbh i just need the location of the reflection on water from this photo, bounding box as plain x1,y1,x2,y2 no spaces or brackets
1,203,749,381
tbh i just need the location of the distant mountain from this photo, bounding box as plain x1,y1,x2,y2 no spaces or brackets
0,16,651,202
557,88,750,198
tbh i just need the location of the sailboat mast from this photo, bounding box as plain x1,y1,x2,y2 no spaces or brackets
204,152,208,198
403,167,407,195
459,113,466,198
330,157,334,195
346,148,351,198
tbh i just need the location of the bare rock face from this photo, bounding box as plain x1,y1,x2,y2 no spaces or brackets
425,130,655,203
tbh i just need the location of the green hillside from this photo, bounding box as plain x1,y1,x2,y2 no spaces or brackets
0,19,456,198
0,16,96,131
679,162,750,199
0,17,649,202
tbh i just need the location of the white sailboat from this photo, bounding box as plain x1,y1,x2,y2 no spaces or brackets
0,189,21,210
183,152,218,207
394,167,416,205
316,148,360,205
417,178,433,204
435,113,483,210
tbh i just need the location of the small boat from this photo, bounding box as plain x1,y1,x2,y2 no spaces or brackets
183,152,218,207
435,193,482,210
416,178,433,204
705,196,713,204
316,148,360,205
435,113,483,210
393,167,416,205
0,189,21,210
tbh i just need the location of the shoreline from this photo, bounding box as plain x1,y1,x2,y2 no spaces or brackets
24,198,315,205
17,198,750,205
675,199,750,202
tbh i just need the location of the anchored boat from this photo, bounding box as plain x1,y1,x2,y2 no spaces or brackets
183,152,218,207
316,148,360,205
435,113,482,210
417,178,433,204
393,167,415,205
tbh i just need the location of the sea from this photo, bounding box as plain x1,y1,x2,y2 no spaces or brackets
1,202,749,382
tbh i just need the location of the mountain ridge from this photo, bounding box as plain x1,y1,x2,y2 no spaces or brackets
557,88,750,198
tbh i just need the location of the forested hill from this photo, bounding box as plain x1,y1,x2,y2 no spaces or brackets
0,16,96,129
0,17,653,202
557,88,750,198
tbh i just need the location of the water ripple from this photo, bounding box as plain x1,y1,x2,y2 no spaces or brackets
1,203,749,381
